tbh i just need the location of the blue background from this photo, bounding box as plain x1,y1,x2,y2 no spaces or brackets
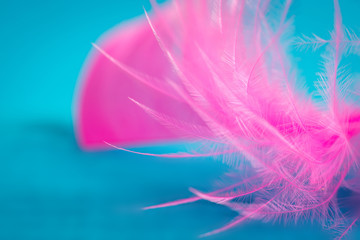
1,0,359,239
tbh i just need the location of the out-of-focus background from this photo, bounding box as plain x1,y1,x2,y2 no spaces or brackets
1,0,359,239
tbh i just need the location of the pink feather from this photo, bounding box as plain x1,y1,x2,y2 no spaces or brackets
75,0,360,238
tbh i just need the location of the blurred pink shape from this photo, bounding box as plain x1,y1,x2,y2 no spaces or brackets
75,7,201,150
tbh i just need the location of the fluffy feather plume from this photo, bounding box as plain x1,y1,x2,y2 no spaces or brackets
75,0,360,238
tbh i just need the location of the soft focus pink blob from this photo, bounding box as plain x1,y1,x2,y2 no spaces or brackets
75,6,203,150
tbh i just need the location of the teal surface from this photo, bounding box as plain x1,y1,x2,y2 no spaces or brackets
1,0,359,239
